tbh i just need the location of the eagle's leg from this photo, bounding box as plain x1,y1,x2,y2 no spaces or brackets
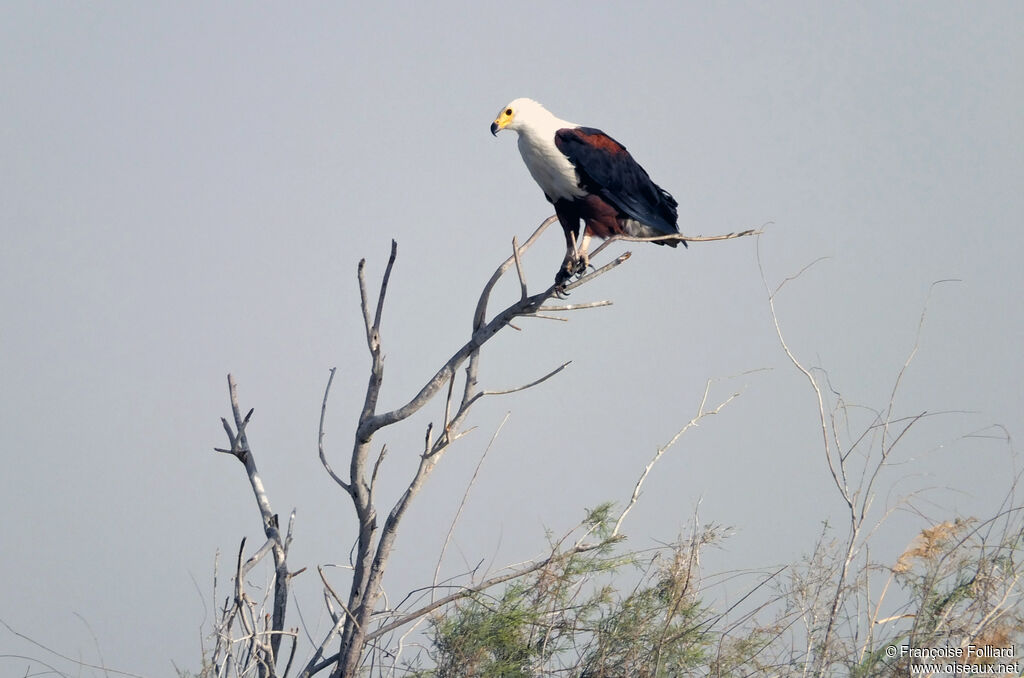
556,231,592,284
555,226,582,287
574,232,592,276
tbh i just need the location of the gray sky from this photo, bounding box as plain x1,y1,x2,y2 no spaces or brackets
2,2,1022,673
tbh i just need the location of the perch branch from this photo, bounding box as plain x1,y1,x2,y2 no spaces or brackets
586,227,760,263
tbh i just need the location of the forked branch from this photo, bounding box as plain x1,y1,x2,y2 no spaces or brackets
214,375,295,675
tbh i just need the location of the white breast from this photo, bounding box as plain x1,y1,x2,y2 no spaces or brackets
517,130,585,202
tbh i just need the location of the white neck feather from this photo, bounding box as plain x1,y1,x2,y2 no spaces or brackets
508,102,583,201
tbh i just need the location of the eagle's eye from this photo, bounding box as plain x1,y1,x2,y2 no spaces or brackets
505,108,513,116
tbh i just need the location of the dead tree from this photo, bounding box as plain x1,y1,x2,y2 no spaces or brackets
213,217,757,678
214,380,300,676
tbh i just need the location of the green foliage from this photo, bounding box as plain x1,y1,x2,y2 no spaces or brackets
579,546,709,678
419,513,728,678
414,504,1024,678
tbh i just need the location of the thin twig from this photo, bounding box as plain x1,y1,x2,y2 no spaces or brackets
318,367,350,492
0,619,148,678
479,362,572,397
373,240,399,335
433,412,512,595
587,227,761,261
512,236,527,301
562,253,631,292
613,381,742,536
536,300,614,312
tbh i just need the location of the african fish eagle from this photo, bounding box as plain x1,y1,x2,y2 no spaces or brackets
491,98,684,284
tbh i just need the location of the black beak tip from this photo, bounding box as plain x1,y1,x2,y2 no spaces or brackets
490,122,499,137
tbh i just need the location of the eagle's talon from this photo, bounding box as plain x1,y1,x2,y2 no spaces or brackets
554,263,575,295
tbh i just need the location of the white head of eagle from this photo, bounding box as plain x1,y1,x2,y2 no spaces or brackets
491,98,684,285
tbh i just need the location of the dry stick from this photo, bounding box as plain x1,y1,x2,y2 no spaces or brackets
241,538,276,577
232,539,259,659
512,236,528,301
442,374,456,442
562,253,631,293
477,362,571,398
387,616,430,678
863,280,961,522
362,284,550,436
522,312,570,322
320,566,361,633
373,241,399,333
369,445,387,505
282,636,299,678
360,255,595,439
757,241,847,507
613,380,742,537
218,375,291,667
71,612,108,678
433,411,513,597
757,243,852,674
0,620,149,678
318,367,349,492
461,216,558,419
587,227,760,262
472,216,558,332
537,300,613,312
833,284,957,670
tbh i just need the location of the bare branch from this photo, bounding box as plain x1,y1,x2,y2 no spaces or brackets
536,300,614,312
613,380,742,537
373,240,399,335
358,278,566,439
433,412,512,594
756,237,849,509
472,216,558,332
512,235,527,301
369,445,387,500
562,252,631,292
0,618,148,678
357,259,373,348
462,216,558,413
478,361,572,398
319,566,360,631
318,367,350,493
588,226,761,261
442,373,455,438
216,375,293,670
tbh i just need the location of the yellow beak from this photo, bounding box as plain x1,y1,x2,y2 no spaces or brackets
491,110,513,136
